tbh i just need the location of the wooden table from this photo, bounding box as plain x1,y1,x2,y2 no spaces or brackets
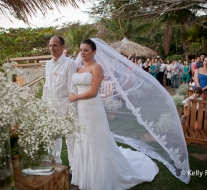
13,158,70,190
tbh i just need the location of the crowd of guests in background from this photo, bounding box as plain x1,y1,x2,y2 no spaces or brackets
128,53,207,92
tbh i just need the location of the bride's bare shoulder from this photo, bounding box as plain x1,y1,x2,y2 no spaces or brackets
93,63,102,70
92,64,103,77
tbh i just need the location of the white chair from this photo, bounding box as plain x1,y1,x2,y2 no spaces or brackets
100,81,114,98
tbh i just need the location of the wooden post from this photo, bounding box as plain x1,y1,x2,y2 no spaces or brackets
7,57,10,63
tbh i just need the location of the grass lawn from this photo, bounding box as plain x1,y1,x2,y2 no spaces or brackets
61,139,207,190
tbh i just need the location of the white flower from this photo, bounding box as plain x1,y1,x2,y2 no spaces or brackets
176,84,188,96
154,112,177,134
129,89,145,99
0,65,85,162
103,98,122,111
172,94,184,107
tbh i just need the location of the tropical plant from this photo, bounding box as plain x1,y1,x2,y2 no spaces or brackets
88,1,207,22
0,0,84,23
63,22,97,56
89,1,207,58
96,19,154,45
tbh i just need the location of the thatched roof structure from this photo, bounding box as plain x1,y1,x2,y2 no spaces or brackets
111,38,157,58
0,0,84,23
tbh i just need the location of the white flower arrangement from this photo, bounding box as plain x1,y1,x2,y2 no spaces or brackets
18,99,84,160
129,89,145,99
0,128,9,168
176,84,188,96
2,62,23,76
103,98,122,111
0,70,85,165
172,94,184,107
155,112,177,134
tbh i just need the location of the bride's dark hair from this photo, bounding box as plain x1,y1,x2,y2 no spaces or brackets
81,39,96,51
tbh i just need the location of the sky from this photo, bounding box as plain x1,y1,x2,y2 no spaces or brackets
0,2,93,29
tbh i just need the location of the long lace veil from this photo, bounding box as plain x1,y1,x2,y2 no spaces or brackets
75,38,190,184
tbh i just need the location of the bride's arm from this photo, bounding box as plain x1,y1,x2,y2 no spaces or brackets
69,64,103,102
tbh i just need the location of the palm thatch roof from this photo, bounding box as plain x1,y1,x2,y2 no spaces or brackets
111,38,157,58
0,0,84,24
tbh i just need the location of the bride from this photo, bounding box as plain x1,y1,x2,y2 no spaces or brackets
69,38,189,189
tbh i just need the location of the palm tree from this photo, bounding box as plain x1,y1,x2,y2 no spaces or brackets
0,0,84,23
96,19,155,45
63,22,97,56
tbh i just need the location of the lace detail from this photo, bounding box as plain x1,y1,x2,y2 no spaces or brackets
112,133,190,184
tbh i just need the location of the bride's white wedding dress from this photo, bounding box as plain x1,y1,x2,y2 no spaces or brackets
71,72,159,190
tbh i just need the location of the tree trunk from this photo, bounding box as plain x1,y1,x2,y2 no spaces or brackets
164,23,172,56
180,23,189,60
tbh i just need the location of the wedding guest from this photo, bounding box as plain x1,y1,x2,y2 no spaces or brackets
157,59,166,85
150,58,157,78
200,53,206,62
146,57,151,66
177,59,183,86
196,56,203,69
135,58,143,68
170,60,178,88
189,58,195,78
143,60,150,73
63,49,69,57
181,60,191,84
129,56,136,63
155,58,161,80
165,59,172,86
194,57,207,91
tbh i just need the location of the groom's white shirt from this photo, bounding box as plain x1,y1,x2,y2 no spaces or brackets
43,54,77,111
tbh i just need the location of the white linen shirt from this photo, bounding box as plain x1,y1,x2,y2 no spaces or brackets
159,63,166,72
43,54,77,111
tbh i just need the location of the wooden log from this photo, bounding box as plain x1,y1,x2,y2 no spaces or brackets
13,158,69,190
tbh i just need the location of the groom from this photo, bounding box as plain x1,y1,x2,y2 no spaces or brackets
43,36,77,170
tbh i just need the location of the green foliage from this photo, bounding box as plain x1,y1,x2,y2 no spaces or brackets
62,22,97,56
35,81,45,99
166,54,184,62
0,27,56,66
88,1,207,59
98,19,156,47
